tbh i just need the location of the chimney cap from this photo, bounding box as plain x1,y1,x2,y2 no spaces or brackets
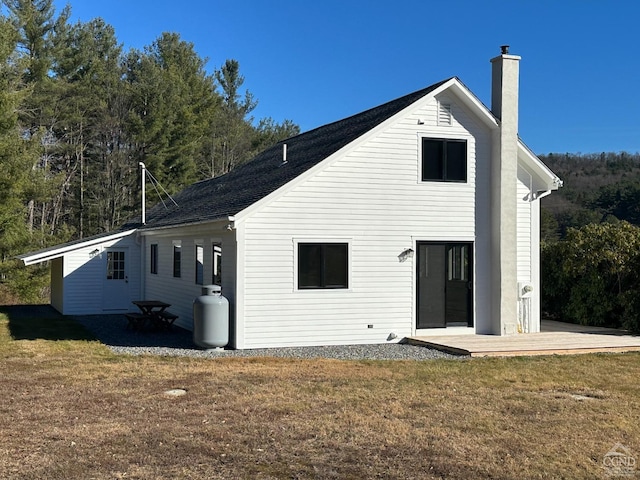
500,45,510,55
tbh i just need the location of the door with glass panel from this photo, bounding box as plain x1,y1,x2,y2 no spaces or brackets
102,248,130,310
416,242,473,329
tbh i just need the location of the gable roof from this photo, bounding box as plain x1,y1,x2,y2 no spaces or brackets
19,75,561,264
139,78,452,230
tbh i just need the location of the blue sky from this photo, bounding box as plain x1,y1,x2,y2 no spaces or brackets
52,0,639,155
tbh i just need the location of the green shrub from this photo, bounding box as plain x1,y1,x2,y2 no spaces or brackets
541,221,640,332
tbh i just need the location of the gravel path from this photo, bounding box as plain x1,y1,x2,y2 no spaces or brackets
71,313,466,361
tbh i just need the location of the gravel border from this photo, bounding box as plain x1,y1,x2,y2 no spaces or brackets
71,314,466,361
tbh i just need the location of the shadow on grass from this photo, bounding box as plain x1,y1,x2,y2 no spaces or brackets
73,314,197,349
0,304,96,341
0,304,197,350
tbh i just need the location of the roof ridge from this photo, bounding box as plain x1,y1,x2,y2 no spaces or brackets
279,77,454,144
139,77,452,229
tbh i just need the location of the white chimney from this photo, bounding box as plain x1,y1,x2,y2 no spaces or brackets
490,45,521,335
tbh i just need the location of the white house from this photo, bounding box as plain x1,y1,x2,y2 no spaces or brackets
19,47,561,349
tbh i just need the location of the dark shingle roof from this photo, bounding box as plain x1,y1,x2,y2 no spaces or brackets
140,78,451,230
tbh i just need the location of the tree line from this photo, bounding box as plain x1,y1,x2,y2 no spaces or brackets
540,152,640,331
0,0,299,301
540,151,640,240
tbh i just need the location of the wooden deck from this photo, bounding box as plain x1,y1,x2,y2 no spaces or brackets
406,320,640,357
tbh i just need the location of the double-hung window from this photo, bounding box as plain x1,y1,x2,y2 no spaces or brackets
212,243,222,285
173,241,181,278
150,244,158,274
298,242,348,289
195,243,203,285
421,138,467,182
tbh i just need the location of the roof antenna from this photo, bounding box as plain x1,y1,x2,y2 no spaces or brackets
139,162,146,225
145,169,178,209
138,164,178,216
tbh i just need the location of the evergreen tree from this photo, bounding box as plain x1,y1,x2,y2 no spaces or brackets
54,18,131,235
209,59,257,174
2,0,67,82
0,16,47,299
0,2,301,303
3,0,72,238
126,32,218,192
253,117,300,152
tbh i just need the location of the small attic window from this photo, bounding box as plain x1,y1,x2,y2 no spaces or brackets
438,103,452,126
421,138,467,182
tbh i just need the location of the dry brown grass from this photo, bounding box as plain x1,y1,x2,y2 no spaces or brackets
0,285,22,306
1,312,639,479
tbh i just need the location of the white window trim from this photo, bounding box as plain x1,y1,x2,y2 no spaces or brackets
293,238,353,293
172,240,182,278
194,240,204,285
212,242,222,285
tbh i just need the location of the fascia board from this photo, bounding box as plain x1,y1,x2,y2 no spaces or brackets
18,229,137,266
445,80,499,130
517,141,562,191
138,217,230,236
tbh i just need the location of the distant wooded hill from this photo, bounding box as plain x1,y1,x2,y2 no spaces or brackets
540,152,640,240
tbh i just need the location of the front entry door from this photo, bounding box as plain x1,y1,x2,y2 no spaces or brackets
102,248,130,310
416,242,473,329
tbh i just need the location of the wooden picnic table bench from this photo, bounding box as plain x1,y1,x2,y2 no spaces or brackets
128,300,179,331
151,310,179,330
125,312,149,331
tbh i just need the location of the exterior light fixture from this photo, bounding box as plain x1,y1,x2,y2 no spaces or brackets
398,248,415,263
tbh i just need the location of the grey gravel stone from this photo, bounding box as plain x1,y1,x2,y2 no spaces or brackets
71,314,466,361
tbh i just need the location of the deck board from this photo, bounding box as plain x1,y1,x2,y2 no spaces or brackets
406,320,640,357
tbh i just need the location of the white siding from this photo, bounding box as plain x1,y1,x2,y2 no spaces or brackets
516,165,541,333
238,93,493,348
142,225,235,333
60,234,141,315
517,166,532,281
530,199,542,332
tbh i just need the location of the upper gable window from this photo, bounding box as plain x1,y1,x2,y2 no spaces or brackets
421,138,467,182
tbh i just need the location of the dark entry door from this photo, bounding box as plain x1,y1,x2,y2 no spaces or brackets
416,242,473,329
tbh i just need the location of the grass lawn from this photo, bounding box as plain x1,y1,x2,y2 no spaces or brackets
0,310,639,479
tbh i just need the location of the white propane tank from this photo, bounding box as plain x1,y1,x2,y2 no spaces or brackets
193,285,229,349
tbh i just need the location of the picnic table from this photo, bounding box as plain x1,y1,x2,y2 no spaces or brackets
126,300,178,331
